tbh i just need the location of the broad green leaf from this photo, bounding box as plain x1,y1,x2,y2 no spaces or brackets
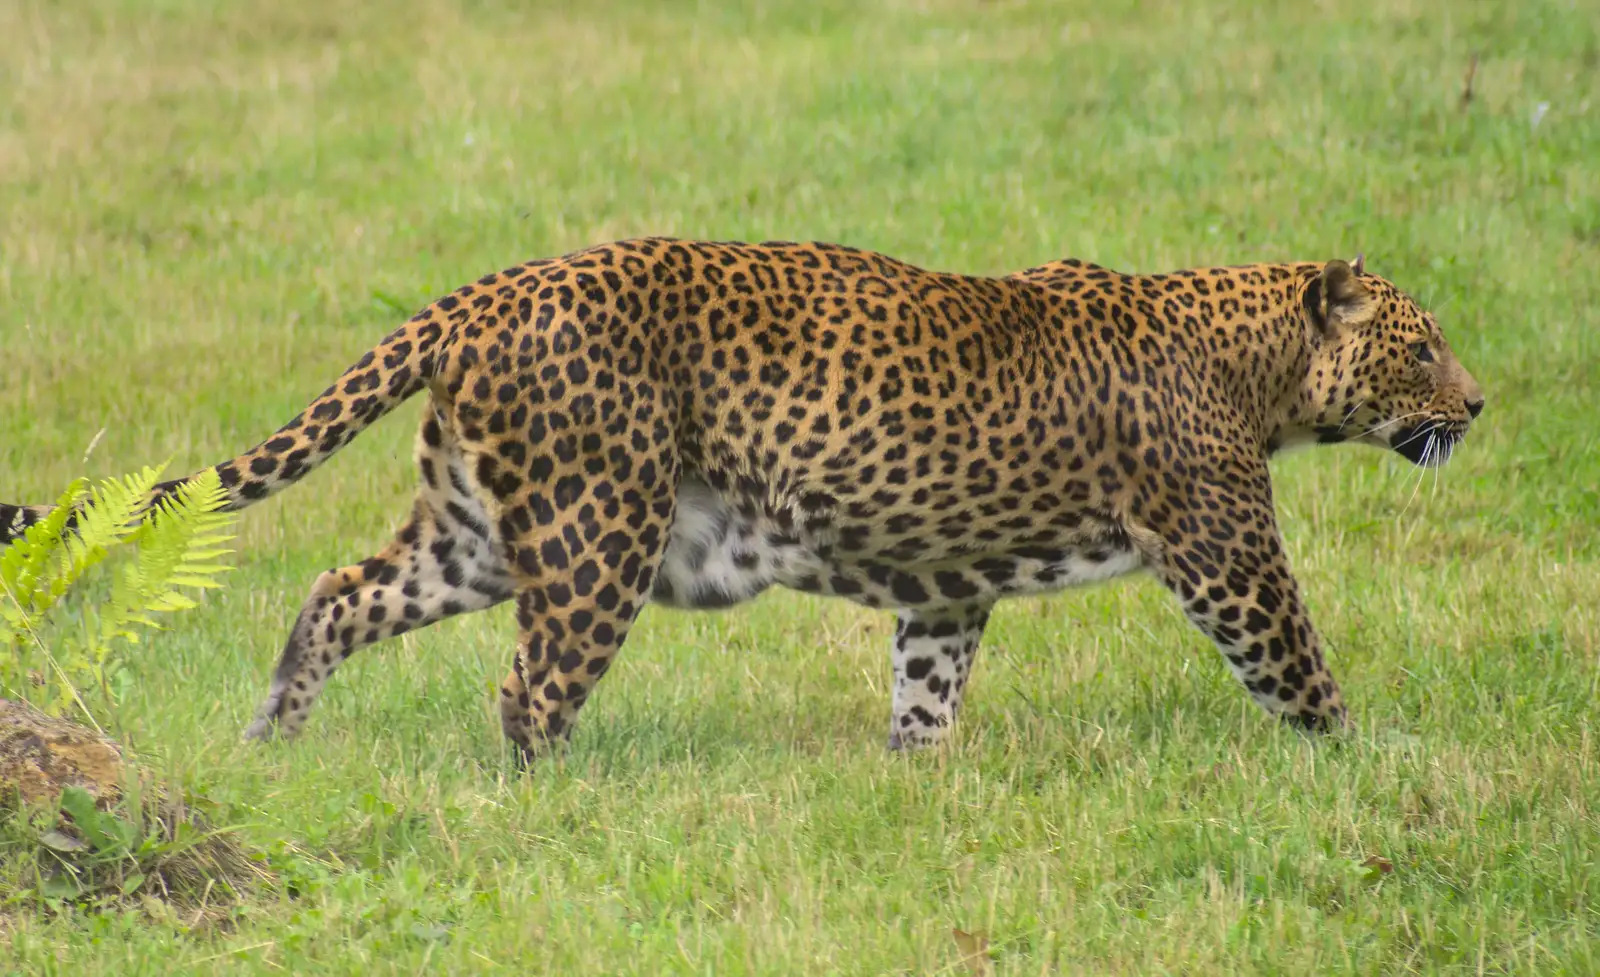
39,829,88,853
39,872,81,900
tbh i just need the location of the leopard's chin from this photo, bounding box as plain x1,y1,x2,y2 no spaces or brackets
1391,421,1466,468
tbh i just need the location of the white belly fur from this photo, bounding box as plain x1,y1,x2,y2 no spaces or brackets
651,480,824,608
653,479,1144,610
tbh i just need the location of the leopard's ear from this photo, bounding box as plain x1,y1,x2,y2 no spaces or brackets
1306,258,1374,336
1351,252,1365,277
1322,258,1370,308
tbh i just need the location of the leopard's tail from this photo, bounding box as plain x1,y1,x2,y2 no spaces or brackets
1,305,455,546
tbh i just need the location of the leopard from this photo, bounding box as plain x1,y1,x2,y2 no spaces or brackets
1,238,1485,759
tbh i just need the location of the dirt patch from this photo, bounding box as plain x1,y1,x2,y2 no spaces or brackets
0,699,270,923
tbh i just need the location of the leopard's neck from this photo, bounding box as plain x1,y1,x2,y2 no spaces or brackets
1011,258,1324,453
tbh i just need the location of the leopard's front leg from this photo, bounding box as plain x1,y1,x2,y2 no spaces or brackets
1139,467,1350,732
886,603,993,750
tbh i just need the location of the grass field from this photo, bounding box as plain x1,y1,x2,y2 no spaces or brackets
3,0,1599,972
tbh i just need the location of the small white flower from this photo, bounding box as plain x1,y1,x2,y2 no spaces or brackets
1531,102,1550,129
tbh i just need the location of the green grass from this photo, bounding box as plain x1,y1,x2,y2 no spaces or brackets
3,0,1598,972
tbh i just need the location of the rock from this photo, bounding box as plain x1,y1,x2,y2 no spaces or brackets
0,698,123,808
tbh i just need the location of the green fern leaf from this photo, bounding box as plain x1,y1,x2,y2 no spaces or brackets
149,592,200,612
3,464,237,718
1,480,89,640
97,468,236,648
3,481,86,596
59,465,164,572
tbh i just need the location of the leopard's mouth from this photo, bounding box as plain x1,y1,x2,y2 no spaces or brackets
1390,420,1468,468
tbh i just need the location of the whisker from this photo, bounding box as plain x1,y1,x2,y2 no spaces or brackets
1398,434,1433,518
1362,410,1433,440
1362,412,1432,440
1392,423,1439,450
1336,399,1370,434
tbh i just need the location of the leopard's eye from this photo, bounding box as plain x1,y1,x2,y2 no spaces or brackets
1409,341,1434,363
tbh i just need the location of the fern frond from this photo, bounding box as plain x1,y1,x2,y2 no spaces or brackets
0,478,90,638
2,465,238,720
97,468,236,648
59,464,167,580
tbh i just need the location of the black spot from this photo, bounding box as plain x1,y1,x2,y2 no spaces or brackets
889,572,930,605
933,571,980,601
1244,608,1272,634
540,538,569,571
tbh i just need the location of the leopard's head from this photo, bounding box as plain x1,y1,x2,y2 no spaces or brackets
1293,257,1484,467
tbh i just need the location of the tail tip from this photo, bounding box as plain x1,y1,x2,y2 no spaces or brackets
0,504,48,545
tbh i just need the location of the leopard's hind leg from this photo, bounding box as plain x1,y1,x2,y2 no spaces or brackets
472,403,680,761
244,400,514,741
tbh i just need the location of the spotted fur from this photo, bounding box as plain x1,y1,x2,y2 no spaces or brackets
0,239,1485,758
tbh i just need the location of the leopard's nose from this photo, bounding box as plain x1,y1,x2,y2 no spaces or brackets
1466,395,1485,419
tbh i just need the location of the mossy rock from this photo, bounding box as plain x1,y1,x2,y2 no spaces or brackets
0,698,123,809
